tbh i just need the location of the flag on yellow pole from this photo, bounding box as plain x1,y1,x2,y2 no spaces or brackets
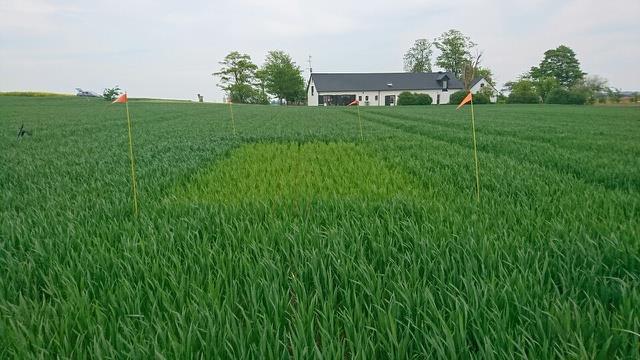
113,93,140,215
457,91,480,202
456,92,473,110
112,93,127,104
227,98,236,136
347,99,363,140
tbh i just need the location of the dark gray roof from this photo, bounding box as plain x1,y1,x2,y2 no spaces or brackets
311,72,464,92
470,77,483,87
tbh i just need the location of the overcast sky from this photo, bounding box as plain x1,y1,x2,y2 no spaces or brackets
1,0,638,101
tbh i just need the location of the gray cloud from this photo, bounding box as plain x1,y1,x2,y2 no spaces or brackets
1,0,638,101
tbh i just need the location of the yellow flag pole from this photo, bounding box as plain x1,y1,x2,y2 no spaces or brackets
125,96,139,216
228,100,236,136
357,103,363,141
470,94,480,202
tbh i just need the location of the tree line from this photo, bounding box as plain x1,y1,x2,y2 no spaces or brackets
504,45,604,104
503,45,628,105
216,31,624,106
403,29,495,90
214,50,305,105
403,31,624,105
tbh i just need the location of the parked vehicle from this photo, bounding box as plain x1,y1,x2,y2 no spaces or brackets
75,88,99,97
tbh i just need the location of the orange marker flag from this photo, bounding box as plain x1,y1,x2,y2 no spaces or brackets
226,97,236,136
456,92,473,110
112,93,128,103
346,99,363,139
112,92,139,215
456,90,480,202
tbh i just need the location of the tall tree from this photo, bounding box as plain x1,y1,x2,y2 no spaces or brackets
506,79,540,104
476,67,495,87
461,53,482,90
534,77,559,102
253,69,270,105
261,50,305,104
403,39,433,72
213,51,258,103
529,45,585,87
434,29,476,78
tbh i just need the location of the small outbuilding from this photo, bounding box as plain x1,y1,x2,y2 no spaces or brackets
469,77,499,102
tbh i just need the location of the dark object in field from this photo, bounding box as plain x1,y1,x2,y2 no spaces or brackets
17,124,31,139
197,94,204,102
75,88,100,97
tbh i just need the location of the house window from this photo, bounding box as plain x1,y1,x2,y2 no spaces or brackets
365,95,369,101
375,95,378,101
311,86,314,95
480,83,485,88
442,79,448,91
359,96,362,101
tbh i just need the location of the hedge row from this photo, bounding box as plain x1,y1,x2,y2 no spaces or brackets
398,92,433,105
449,90,491,105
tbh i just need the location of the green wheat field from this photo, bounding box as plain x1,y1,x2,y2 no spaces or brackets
1,96,639,358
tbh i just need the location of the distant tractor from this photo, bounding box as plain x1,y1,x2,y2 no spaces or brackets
75,88,100,97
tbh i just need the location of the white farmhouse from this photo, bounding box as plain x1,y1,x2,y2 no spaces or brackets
307,71,492,106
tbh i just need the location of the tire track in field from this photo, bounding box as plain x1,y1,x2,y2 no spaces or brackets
354,111,640,193
364,111,639,193
360,110,640,192
368,109,639,159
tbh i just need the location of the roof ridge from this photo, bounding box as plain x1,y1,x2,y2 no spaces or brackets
310,72,465,92
312,71,452,75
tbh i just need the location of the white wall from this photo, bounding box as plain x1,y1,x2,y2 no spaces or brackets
307,78,319,106
470,79,498,102
310,88,463,106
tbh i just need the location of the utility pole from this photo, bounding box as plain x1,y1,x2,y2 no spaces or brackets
307,55,313,75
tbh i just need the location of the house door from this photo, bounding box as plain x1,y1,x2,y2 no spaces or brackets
384,95,395,106
437,94,440,105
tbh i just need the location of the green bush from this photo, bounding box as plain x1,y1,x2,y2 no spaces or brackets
103,86,122,101
472,92,491,104
546,88,587,105
507,91,540,104
545,88,569,104
414,93,433,105
507,79,541,104
448,90,469,105
398,92,432,105
398,92,415,105
568,91,587,105
250,91,270,105
449,90,490,105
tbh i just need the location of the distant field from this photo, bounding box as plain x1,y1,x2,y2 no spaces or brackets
0,91,73,97
1,96,639,358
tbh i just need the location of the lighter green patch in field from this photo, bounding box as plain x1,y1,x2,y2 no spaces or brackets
180,142,421,204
